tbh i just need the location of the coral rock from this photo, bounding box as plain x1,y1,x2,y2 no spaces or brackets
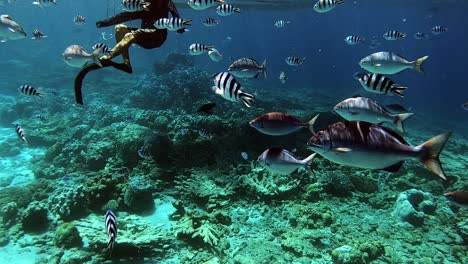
54,222,83,248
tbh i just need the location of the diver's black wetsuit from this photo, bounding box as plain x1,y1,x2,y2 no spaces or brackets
74,0,182,105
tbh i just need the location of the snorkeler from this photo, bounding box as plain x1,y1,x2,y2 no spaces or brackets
74,0,184,105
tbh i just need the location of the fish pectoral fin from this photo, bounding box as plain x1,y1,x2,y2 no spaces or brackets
380,161,404,173
333,147,352,153
8,27,15,33
373,64,382,67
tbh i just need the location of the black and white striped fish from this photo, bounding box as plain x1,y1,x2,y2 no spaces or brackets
313,0,344,13
431,26,448,35
188,43,214,55
383,30,407,40
212,72,254,108
198,128,213,139
15,124,28,144
105,210,117,255
154,18,192,31
31,29,46,40
35,114,47,121
188,0,224,11
203,18,219,27
216,4,240,16
92,43,111,55
354,72,408,98
344,35,365,45
274,20,290,28
32,0,57,8
18,85,44,98
285,56,305,66
113,167,129,175
73,15,86,25
122,0,150,12
137,146,152,160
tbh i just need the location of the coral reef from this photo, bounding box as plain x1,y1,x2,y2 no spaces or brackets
21,201,49,233
393,189,437,227
54,222,83,248
47,184,89,221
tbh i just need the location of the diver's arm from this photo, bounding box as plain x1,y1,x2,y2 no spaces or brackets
96,11,144,28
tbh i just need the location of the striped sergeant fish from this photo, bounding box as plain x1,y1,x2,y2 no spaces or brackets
113,167,129,175
212,72,255,108
307,117,451,180
203,18,219,27
257,148,316,175
188,0,224,10
73,15,86,25
18,85,44,98
313,0,344,13
15,124,28,144
32,0,57,8
31,29,46,40
359,52,429,75
285,56,305,66
198,128,213,139
274,20,290,28
249,112,316,136
431,26,448,35
188,43,214,55
154,18,192,31
344,35,365,45
413,32,430,40
122,0,150,12
105,210,117,255
92,43,111,55
334,97,414,133
216,4,240,16
35,114,47,121
354,72,407,98
138,146,152,160
383,30,407,40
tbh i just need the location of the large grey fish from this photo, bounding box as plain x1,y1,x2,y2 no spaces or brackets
307,116,451,180
229,58,267,79
0,14,26,42
334,97,413,133
443,191,468,209
257,148,316,175
359,52,429,75
62,45,103,68
249,112,317,136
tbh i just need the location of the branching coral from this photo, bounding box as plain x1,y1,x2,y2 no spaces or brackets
192,220,223,247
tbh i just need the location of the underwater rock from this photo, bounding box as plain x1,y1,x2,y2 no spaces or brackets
331,241,385,264
0,186,34,208
47,184,89,221
320,173,355,196
153,52,194,75
393,189,436,227
101,199,119,212
1,202,18,227
58,249,92,264
21,201,49,233
54,222,83,248
124,175,155,214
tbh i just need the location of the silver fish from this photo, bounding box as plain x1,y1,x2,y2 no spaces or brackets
249,112,316,136
334,97,414,133
32,0,57,8
307,116,451,180
188,0,224,10
359,52,429,75
216,4,240,16
228,58,267,79
212,72,254,107
63,45,103,68
279,71,287,84
313,0,344,13
208,48,223,62
257,148,316,175
413,32,430,40
0,14,26,42
32,29,47,40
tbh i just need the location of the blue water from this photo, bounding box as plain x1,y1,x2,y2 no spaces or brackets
0,1,467,263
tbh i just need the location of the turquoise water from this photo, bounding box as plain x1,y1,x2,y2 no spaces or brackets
0,1,467,263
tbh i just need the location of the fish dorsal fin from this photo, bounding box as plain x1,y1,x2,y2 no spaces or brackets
267,147,285,158
248,57,258,63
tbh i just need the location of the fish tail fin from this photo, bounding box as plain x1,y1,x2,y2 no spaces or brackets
234,8,241,13
302,153,317,173
52,0,57,4
239,92,254,108
336,0,345,5
37,93,45,99
413,55,429,74
417,132,451,180
92,47,103,67
390,86,407,98
394,112,413,133
306,114,320,134
143,2,151,11
261,59,267,79
183,19,192,26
